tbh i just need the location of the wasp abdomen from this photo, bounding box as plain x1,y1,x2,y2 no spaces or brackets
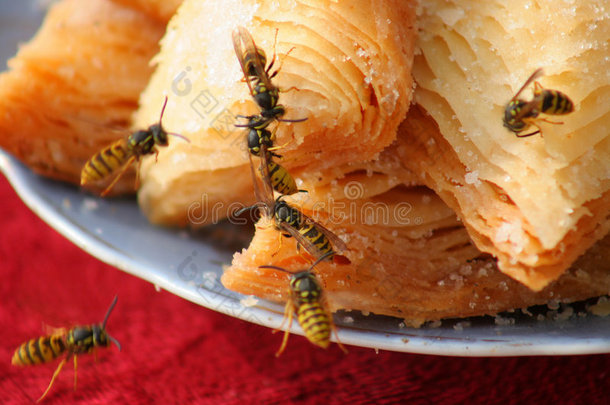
12,335,66,366
540,90,573,115
299,224,333,256
267,161,298,195
81,140,130,184
297,303,331,349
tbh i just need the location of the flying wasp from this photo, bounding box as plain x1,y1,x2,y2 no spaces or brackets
503,68,574,138
236,149,347,261
12,296,121,402
80,96,189,196
232,25,306,128
259,252,348,356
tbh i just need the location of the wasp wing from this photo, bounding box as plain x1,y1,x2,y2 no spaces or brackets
300,211,348,254
507,68,545,124
278,209,347,260
247,144,274,218
232,26,275,101
257,141,277,200
277,220,327,259
99,155,137,196
510,68,544,101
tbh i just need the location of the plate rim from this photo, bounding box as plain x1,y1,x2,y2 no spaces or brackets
2,149,610,357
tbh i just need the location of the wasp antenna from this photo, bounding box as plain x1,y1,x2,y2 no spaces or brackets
511,68,544,101
278,117,308,123
107,335,122,351
158,96,170,125
260,251,334,274
101,296,118,329
267,28,280,73
167,132,190,143
307,251,335,272
259,264,295,274
234,203,262,217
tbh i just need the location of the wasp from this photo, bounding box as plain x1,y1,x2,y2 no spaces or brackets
12,296,121,402
243,115,302,195
237,149,347,261
503,68,574,137
80,96,189,196
260,252,348,356
232,26,306,128
271,195,347,259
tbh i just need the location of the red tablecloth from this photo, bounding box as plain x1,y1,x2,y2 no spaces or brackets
1,174,609,404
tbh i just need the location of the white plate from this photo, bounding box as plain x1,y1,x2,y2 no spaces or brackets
2,2,610,357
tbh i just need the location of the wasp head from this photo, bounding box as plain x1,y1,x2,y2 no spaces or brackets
150,123,169,146
290,271,322,302
274,198,301,227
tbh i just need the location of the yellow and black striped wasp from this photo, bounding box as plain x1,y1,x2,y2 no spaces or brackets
232,25,306,128
12,296,121,402
80,96,189,196
259,252,348,356
237,147,347,261
242,115,302,195
503,68,574,137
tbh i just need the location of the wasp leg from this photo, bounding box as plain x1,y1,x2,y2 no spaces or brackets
100,156,136,197
515,118,542,138
266,28,279,78
267,126,294,156
275,301,294,357
280,85,301,93
37,356,69,402
267,127,294,151
515,130,540,138
330,315,348,354
236,114,256,120
294,243,314,264
273,300,291,334
270,46,296,82
268,143,289,155
333,327,349,354
517,118,563,138
271,231,285,257
537,117,564,125
73,355,78,391
134,158,143,190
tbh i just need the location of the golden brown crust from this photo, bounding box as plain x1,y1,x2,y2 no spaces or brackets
2,0,609,324
399,106,610,290
222,187,610,326
134,0,417,226
412,0,610,289
0,0,166,195
222,100,610,323
109,0,182,23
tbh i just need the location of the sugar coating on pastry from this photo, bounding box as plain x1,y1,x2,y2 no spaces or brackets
412,0,610,289
133,0,416,226
0,0,167,194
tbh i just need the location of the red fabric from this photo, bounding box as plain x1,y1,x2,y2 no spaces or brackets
1,174,609,405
